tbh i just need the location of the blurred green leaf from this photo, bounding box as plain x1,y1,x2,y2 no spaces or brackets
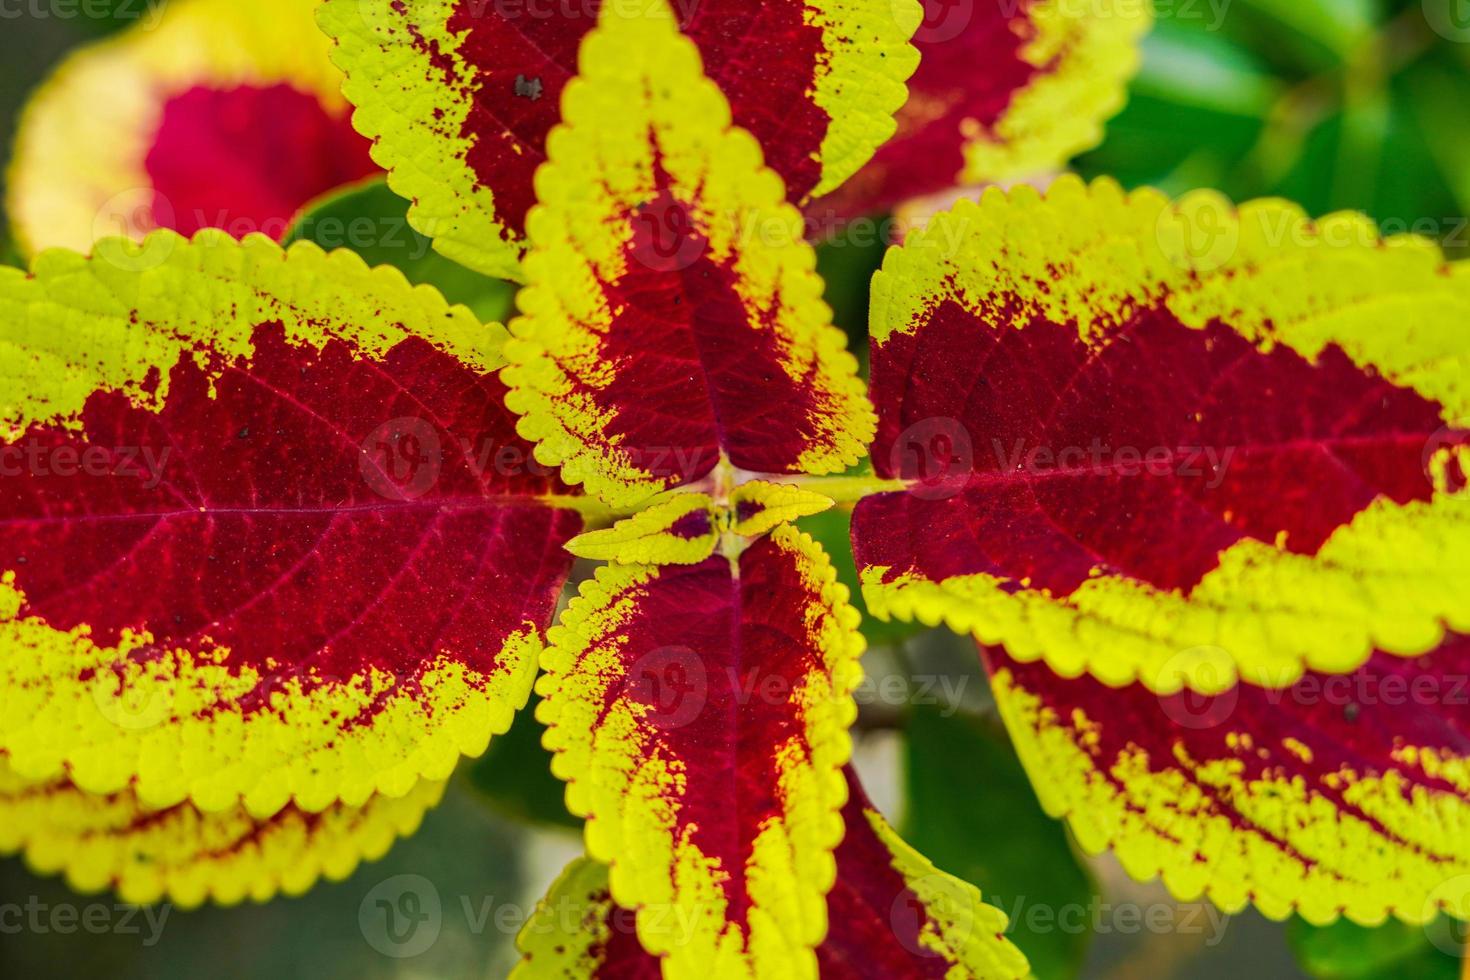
465,693,580,831
1134,19,1283,116
797,506,923,647
1403,55,1470,215
1078,0,1468,258
1077,20,1273,195
815,224,888,367
283,177,516,324
1287,916,1463,979
904,703,1094,980
1223,0,1378,69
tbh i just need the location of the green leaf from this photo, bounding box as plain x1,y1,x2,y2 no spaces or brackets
1078,5,1468,259
796,506,922,646
1402,55,1470,217
815,224,889,371
283,178,516,324
1225,0,1378,69
1133,19,1283,117
1075,22,1272,195
464,693,580,831
1287,916,1464,979
904,702,1095,980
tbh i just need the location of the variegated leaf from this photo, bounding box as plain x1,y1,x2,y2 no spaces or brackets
8,0,375,254
820,0,1150,220
512,768,1027,979
0,232,582,817
536,525,864,979
320,0,920,279
987,638,1470,926
0,755,442,907
854,177,1470,694
500,0,875,507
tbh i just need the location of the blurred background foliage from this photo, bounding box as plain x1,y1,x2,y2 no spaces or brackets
1,1,1467,978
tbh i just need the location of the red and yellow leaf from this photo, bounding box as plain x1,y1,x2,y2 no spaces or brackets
7,0,375,255
513,768,1027,979
820,0,1150,220
319,0,920,279
0,755,442,907
500,1,875,507
729,481,835,539
0,231,581,817
567,483,835,566
536,524,865,979
987,638,1470,925
566,492,720,566
853,178,1470,694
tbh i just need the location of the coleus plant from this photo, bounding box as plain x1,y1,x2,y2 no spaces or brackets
1,2,1468,980
6,0,377,253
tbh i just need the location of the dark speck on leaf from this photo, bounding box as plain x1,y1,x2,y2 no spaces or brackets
1344,702,1360,723
513,74,544,101
237,426,250,439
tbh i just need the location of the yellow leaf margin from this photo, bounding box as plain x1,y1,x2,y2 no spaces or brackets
865,176,1470,695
